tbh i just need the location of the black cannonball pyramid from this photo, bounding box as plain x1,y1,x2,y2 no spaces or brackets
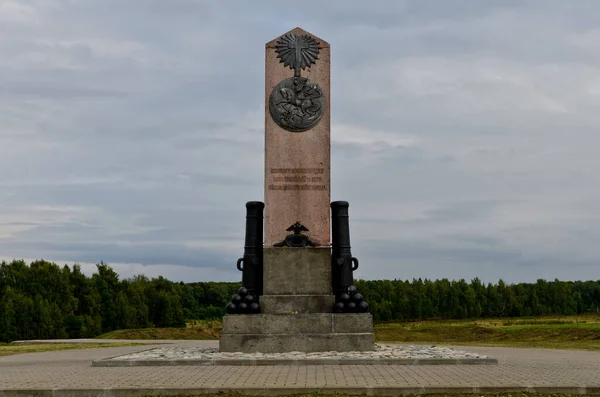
245,294,256,303
238,286,249,297
249,302,261,313
338,293,351,303
226,303,237,314
358,301,369,312
238,302,248,312
334,302,345,313
352,293,363,302
231,294,242,304
348,285,357,294
346,301,357,312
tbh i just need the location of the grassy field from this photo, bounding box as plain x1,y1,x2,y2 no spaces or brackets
95,315,600,351
0,342,147,357
374,314,600,350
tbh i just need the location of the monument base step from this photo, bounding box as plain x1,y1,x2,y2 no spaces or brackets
220,313,374,353
260,295,335,314
219,332,374,353
222,313,372,334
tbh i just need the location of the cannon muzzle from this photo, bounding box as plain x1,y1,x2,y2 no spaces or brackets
331,201,369,313
237,201,265,296
331,201,357,294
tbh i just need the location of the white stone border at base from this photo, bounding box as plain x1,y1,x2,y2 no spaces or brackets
92,344,497,366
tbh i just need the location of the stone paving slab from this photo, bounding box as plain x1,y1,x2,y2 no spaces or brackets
92,344,496,366
1,341,600,396
0,387,599,397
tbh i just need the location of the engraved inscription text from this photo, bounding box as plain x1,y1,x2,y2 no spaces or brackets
268,167,327,191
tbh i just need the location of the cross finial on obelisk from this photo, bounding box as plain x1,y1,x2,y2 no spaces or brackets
274,32,321,77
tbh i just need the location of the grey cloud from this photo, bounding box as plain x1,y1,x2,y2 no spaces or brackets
0,81,128,99
442,234,502,248
353,237,600,284
423,201,507,222
1,0,600,284
1,239,234,270
361,238,523,265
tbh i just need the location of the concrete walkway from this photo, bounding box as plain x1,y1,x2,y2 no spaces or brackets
1,340,600,396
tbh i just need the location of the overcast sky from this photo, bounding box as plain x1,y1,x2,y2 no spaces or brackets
1,0,599,284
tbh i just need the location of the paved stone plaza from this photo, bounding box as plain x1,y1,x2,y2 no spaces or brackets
2,340,600,396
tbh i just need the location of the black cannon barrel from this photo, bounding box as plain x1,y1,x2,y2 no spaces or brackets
236,201,265,296
331,201,359,294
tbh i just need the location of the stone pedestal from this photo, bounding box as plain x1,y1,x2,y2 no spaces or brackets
220,313,374,353
220,247,375,353
263,247,332,295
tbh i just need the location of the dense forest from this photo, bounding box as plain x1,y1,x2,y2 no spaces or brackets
1,259,599,342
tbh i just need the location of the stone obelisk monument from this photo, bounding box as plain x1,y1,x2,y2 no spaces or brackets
220,27,374,353
264,27,331,247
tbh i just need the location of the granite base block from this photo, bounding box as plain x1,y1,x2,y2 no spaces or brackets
222,313,373,334
263,247,332,295
260,295,335,314
219,333,374,353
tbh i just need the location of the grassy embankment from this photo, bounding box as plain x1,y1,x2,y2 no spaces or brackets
375,314,600,350
99,319,223,340
97,314,600,351
0,342,148,357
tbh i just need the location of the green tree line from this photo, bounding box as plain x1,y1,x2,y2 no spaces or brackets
355,278,600,322
1,259,599,342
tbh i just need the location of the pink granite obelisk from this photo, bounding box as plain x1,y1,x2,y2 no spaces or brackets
264,27,331,247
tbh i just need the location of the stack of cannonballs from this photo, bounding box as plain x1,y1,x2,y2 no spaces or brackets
226,287,261,314
334,285,369,313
